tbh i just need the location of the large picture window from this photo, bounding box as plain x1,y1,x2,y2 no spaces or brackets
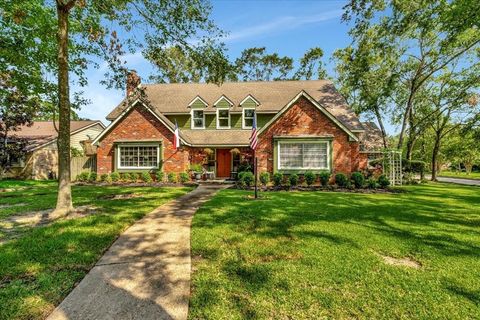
243,108,255,128
278,141,329,170
217,108,230,129
192,110,205,129
118,144,159,169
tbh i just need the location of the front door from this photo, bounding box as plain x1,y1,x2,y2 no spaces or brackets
216,149,231,178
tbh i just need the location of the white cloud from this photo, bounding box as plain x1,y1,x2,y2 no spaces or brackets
224,10,342,42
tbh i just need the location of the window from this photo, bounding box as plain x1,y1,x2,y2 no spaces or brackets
192,110,205,129
217,108,230,129
243,108,255,128
278,141,329,170
118,145,159,169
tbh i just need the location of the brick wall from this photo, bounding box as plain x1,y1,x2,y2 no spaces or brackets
256,95,364,174
97,104,189,174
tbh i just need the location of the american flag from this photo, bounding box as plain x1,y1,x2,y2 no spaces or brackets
173,120,180,150
249,115,258,150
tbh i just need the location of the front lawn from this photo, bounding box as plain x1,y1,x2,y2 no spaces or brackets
439,170,480,180
0,180,192,320
190,183,480,319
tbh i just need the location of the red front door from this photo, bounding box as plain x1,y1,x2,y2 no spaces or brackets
216,149,231,178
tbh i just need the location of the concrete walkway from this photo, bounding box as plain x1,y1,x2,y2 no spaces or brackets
436,176,480,186
47,184,228,320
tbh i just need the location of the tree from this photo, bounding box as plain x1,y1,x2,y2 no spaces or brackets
342,0,480,157
293,47,327,80
231,47,293,81
1,0,227,215
443,130,480,175
147,44,232,83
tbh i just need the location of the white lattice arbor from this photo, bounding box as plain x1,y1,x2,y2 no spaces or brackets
383,150,403,186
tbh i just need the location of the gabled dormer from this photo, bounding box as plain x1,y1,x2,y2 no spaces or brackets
188,95,208,129
214,95,233,129
240,95,260,129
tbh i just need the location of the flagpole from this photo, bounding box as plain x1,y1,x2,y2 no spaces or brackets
254,151,258,199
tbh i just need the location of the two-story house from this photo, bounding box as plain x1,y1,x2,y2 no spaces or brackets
93,71,380,178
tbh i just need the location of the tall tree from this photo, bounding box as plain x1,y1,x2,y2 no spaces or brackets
232,47,293,81
1,0,227,215
293,47,327,80
342,0,480,157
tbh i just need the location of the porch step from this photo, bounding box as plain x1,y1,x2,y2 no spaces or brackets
197,179,235,185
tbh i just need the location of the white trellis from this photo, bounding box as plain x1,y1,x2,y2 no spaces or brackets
383,150,403,186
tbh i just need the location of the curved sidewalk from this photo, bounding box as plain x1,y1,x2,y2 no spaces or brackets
47,184,227,320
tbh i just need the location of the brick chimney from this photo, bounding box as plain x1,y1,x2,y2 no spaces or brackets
126,70,141,96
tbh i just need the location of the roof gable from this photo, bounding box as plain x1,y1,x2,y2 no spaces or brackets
240,95,260,107
213,95,234,108
188,95,208,108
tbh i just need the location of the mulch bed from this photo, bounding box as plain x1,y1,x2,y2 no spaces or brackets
74,182,198,188
235,185,403,193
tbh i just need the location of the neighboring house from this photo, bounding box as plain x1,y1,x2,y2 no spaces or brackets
6,121,105,179
94,72,381,178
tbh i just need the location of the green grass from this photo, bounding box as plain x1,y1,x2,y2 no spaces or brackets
0,180,192,320
439,171,480,180
190,183,480,319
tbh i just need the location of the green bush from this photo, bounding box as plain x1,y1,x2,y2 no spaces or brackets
179,172,190,183
141,172,153,183
367,178,378,189
351,171,365,188
259,172,270,186
241,171,255,187
318,170,331,187
100,173,109,182
304,171,316,186
289,174,299,186
273,172,283,187
335,173,348,187
167,172,177,183
120,173,131,182
88,172,98,182
403,159,426,179
110,172,120,182
155,171,164,182
76,171,90,182
378,174,390,188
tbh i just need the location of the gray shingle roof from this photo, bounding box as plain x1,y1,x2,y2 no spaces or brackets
106,80,364,131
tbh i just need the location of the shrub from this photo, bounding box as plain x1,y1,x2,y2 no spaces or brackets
88,172,98,182
167,172,177,183
335,173,348,187
76,171,90,182
273,172,283,187
110,172,120,182
304,171,316,186
351,171,365,188
318,170,331,187
367,178,378,189
289,174,299,186
259,172,270,186
179,172,190,183
378,174,390,188
241,171,255,187
100,173,110,183
403,159,426,179
141,172,153,183
155,170,164,182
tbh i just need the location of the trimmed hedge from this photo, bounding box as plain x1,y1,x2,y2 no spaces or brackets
304,171,316,186
351,172,365,188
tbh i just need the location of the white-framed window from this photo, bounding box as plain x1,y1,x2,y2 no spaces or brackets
117,144,160,169
278,141,330,170
191,109,205,129
242,108,255,129
216,108,230,129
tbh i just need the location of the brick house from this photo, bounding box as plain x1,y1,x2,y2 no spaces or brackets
94,72,381,178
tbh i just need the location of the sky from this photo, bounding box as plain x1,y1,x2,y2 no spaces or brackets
75,0,397,133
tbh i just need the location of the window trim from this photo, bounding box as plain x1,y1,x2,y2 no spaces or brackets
242,108,256,129
191,109,205,129
216,107,231,129
116,143,161,170
276,140,331,172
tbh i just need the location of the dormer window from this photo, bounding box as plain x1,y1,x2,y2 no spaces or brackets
243,109,255,129
191,109,205,129
217,108,230,129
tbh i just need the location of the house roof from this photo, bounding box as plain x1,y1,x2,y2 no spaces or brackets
106,80,364,131
9,120,104,151
181,129,251,146
360,121,384,152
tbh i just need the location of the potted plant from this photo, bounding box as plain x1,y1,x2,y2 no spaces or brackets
190,163,203,180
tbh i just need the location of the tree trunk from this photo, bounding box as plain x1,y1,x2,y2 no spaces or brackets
431,132,441,181
374,107,388,148
54,5,73,215
405,133,416,161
